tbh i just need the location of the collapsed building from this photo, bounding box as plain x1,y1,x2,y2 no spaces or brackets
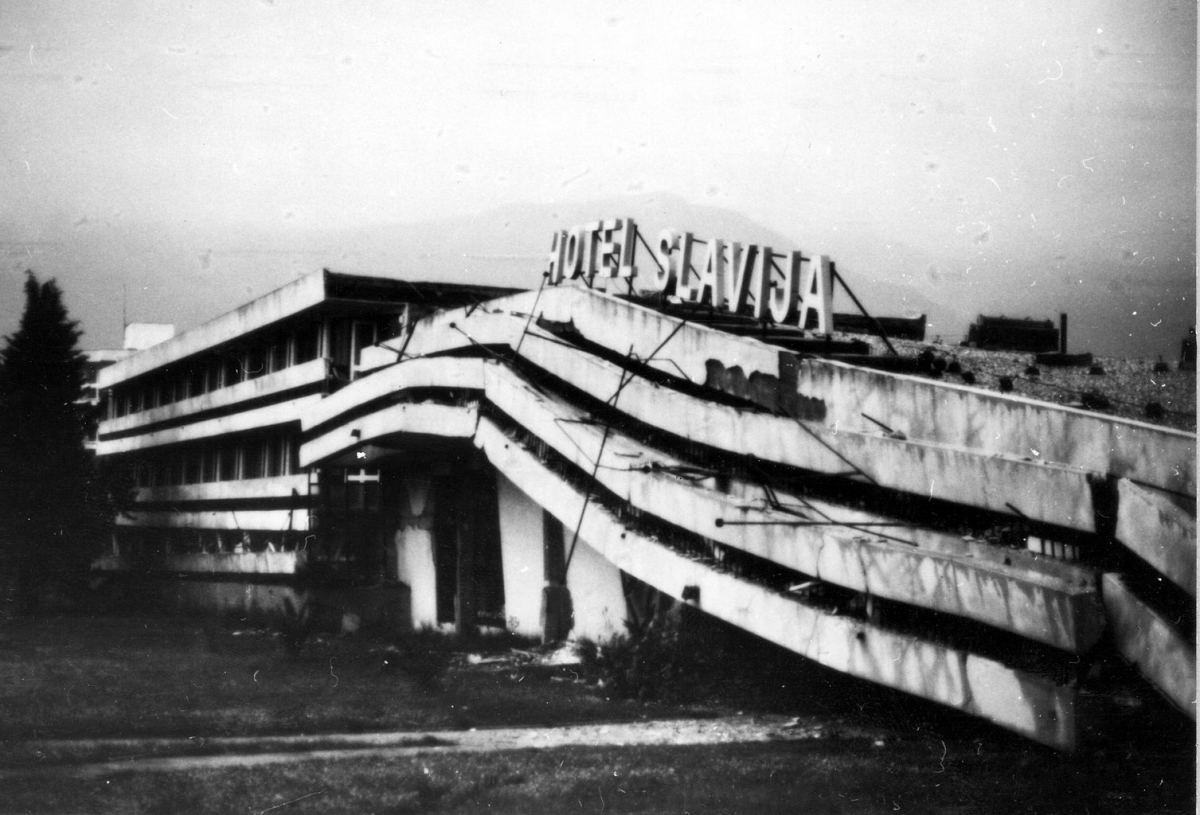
94,219,1196,751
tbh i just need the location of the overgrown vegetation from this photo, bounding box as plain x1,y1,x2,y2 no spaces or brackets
576,601,850,712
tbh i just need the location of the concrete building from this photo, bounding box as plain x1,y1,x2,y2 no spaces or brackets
94,222,1196,750
94,271,524,630
82,323,175,450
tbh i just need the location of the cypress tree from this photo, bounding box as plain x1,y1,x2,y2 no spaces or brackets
0,271,96,612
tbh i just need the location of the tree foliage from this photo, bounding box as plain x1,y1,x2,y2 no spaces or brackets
0,272,104,608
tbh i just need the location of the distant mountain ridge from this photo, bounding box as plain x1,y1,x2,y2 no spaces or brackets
92,192,1191,359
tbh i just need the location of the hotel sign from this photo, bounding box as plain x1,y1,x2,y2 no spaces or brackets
546,218,832,332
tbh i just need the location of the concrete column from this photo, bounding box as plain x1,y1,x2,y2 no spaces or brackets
395,477,437,628
496,473,546,638
566,536,625,643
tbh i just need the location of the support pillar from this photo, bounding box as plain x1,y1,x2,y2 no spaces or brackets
395,477,437,628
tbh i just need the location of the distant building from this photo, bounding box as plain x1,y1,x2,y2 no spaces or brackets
1181,326,1196,371
965,315,1059,352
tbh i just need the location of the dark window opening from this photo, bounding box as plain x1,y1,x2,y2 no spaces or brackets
295,324,321,363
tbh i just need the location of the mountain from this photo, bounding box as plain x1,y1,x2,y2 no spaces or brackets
75,192,1192,359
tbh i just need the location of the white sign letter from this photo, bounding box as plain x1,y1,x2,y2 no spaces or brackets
797,254,833,333
768,250,802,323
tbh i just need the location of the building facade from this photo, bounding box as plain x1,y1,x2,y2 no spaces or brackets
93,223,1196,750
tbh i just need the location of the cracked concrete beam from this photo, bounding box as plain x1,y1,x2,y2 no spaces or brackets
1102,573,1196,718
474,417,1077,750
482,361,1104,654
1114,479,1197,597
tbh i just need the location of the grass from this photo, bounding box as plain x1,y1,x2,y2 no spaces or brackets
0,614,643,744
0,613,1194,814
4,738,1195,814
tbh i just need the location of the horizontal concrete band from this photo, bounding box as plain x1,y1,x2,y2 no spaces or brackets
300,355,1103,652
411,286,1194,497
407,311,1100,532
398,303,1194,586
116,508,312,532
480,362,1103,654
296,357,1079,747
474,417,1077,750
1101,574,1196,719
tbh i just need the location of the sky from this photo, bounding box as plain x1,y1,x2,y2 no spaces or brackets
0,1,1195,358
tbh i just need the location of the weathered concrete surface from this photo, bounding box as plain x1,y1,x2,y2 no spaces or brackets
411,286,1193,497
134,474,311,505
791,359,1196,497
516,330,1101,533
299,402,478,468
302,357,486,432
97,394,323,455
296,349,1104,653
94,551,303,574
397,303,1191,542
97,270,331,389
495,473,547,639
1101,573,1195,719
483,361,1104,653
101,359,330,437
115,508,312,532
474,418,1077,750
1114,479,1196,596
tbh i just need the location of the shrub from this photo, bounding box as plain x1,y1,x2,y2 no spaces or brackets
576,606,710,704
389,627,456,692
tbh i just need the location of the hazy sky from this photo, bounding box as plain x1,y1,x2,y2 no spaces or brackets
1,1,1194,357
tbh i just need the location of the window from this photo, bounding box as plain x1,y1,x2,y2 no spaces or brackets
206,360,222,393
201,449,220,483
219,444,238,481
184,452,202,484
187,365,206,398
242,442,263,479
222,353,243,388
269,338,289,373
352,321,378,369
294,324,321,363
264,437,287,478
245,345,267,380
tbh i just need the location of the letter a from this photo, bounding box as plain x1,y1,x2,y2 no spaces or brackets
695,238,726,307
797,254,833,333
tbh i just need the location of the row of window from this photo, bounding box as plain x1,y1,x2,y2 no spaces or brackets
114,528,309,557
109,324,324,419
132,437,296,488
